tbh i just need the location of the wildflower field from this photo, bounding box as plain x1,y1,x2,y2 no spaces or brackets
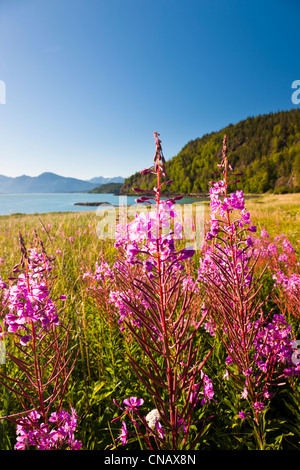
0,133,299,451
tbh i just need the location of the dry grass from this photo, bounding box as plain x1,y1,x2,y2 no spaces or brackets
0,193,299,270
245,193,300,246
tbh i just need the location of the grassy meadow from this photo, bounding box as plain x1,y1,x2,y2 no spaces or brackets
0,193,299,450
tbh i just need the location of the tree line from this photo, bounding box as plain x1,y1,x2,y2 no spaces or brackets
120,109,300,195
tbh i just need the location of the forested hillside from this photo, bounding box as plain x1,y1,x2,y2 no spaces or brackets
88,182,122,194
120,109,300,195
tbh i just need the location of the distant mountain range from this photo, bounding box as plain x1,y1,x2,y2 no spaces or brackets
0,173,125,194
87,176,125,185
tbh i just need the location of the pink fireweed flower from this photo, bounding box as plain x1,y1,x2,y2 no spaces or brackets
189,372,214,406
109,288,145,330
201,373,214,405
20,335,32,346
0,241,65,347
273,270,300,295
114,197,195,278
155,419,165,439
253,401,265,413
225,356,233,366
15,408,81,450
93,260,114,281
253,314,300,377
223,370,229,380
278,254,288,263
282,238,295,254
118,421,128,446
0,274,6,289
111,132,215,450
260,228,269,238
123,397,144,411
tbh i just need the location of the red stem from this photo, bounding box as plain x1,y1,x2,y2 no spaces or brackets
154,137,178,449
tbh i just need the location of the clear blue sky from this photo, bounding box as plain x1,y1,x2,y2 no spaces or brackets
0,0,299,180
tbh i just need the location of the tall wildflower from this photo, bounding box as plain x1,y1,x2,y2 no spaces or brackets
0,232,81,450
112,132,212,450
199,135,300,449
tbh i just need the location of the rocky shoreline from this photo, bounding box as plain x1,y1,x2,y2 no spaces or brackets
74,202,118,207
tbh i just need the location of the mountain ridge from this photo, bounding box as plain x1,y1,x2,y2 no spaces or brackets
0,173,125,194
120,109,300,195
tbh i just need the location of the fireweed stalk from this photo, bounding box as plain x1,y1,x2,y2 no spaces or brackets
0,232,81,450
111,133,213,450
199,135,300,449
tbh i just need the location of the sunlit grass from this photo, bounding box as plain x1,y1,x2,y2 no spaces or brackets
0,194,299,449
0,193,299,271
245,193,300,248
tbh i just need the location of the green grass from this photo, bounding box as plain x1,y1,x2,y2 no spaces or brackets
0,195,299,450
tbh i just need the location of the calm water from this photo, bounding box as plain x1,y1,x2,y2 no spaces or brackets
0,193,202,216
